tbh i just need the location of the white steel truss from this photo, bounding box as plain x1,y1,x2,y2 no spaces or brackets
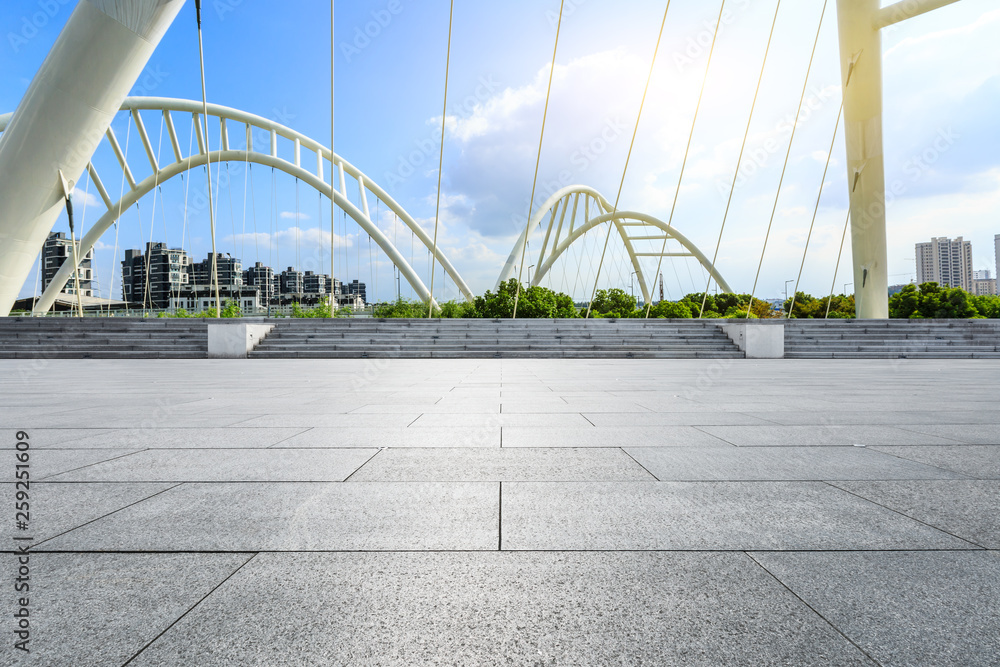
0,98,474,314
496,185,732,302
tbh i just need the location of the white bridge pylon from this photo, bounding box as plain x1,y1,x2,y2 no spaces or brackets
497,186,732,302
0,97,475,314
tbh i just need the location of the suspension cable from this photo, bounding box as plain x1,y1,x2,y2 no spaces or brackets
427,0,455,318
637,0,726,319
699,0,783,318
584,0,678,318
512,0,566,319
747,0,829,318
194,0,221,316
330,0,336,317
176,117,195,310
826,210,851,318
143,113,165,314
787,102,844,318
110,113,133,316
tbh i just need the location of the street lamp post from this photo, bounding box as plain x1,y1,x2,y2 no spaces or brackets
527,265,535,287
784,280,795,317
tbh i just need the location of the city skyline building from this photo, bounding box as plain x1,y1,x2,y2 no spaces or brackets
915,237,974,291
121,243,190,308
42,232,93,297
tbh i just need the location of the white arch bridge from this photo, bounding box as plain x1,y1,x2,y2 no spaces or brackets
0,98,729,313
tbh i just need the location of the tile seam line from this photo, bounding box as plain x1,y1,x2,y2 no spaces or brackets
30,482,188,549
38,448,151,481
619,448,661,482
857,447,976,480
822,481,988,550
689,425,740,447
342,449,386,482
12,547,989,555
743,551,885,667
267,426,315,449
120,552,259,667
891,423,979,444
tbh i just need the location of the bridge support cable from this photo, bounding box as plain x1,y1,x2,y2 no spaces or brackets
110,114,134,315
512,0,566,318
825,210,852,319
176,120,196,310
142,114,167,315
698,0,783,318
786,102,844,319
194,0,222,316
330,0,336,317
427,0,456,318
636,0,725,318
585,0,678,319
747,0,829,319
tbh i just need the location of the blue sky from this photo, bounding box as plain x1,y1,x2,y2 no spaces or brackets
2,0,998,303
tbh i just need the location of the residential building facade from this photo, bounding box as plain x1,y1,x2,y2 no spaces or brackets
121,243,190,308
42,232,93,297
915,237,973,290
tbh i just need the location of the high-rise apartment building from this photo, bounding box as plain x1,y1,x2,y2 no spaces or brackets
303,272,330,294
995,235,999,290
279,267,304,295
191,254,242,288
42,232,93,297
345,279,367,304
915,237,973,290
121,243,190,308
243,262,276,305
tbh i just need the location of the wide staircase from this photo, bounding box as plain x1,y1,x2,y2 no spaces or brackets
250,319,745,359
0,318,209,359
785,320,1000,359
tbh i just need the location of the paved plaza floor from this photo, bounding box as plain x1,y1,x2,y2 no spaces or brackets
2,358,999,665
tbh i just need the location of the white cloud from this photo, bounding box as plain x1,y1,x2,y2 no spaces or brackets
280,211,310,221
72,187,102,209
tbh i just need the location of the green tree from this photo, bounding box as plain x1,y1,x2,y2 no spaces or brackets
646,300,693,319
889,283,978,319
472,279,578,319
589,288,637,318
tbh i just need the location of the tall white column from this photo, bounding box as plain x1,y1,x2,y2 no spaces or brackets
0,0,186,316
836,0,889,319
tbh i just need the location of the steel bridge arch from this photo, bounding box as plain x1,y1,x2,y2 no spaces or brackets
497,185,731,303
0,98,473,314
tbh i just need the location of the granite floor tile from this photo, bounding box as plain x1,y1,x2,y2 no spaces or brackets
349,448,655,482
47,448,378,482
830,480,1000,548
869,445,1000,479
61,427,309,449
1,482,175,542
502,426,733,448
1,553,252,667
697,425,962,447
125,552,875,667
42,482,499,552
752,551,1000,667
274,426,501,448
502,482,975,551
625,446,967,481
